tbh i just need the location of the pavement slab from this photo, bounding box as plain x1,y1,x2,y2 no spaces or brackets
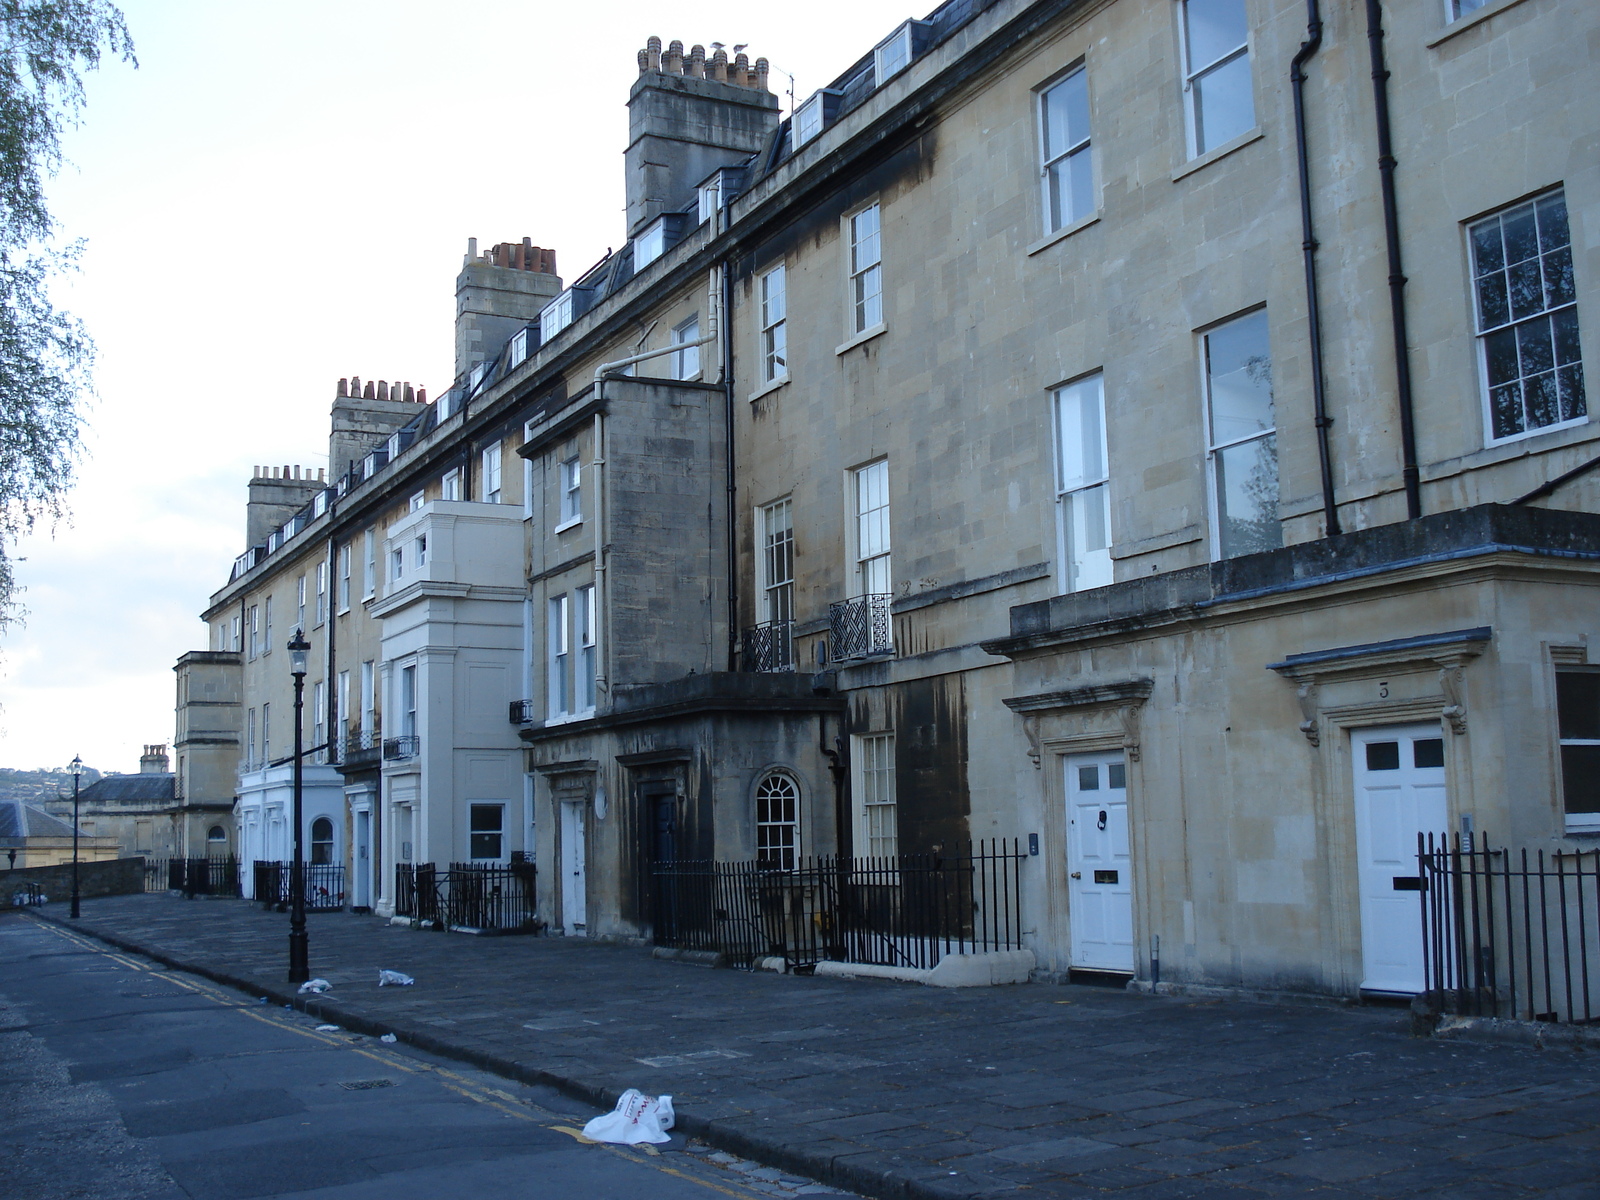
24,893,1600,1199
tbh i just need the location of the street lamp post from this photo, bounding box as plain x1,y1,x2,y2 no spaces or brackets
287,629,311,983
69,755,83,918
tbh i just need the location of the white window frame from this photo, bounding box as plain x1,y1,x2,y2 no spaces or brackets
360,660,375,737
757,498,795,627
634,221,667,270
1469,189,1585,446
509,327,531,369
261,701,270,765
441,469,461,502
671,316,701,381
848,203,883,336
469,803,506,862
409,490,425,512
1557,667,1600,833
755,771,801,871
1448,0,1490,20
414,535,427,570
874,24,914,84
262,595,272,654
362,530,376,600
481,441,503,503
1038,64,1094,234
576,583,597,715
315,560,328,625
399,663,417,738
312,680,326,762
247,604,259,660
793,94,825,148
697,178,721,226
1202,307,1281,560
1053,374,1114,593
337,543,352,613
390,545,404,583
557,454,583,529
760,265,788,384
548,594,572,719
335,670,349,752
851,459,891,598
853,732,897,859
541,290,575,340
246,707,256,770
1179,0,1256,159
296,575,306,631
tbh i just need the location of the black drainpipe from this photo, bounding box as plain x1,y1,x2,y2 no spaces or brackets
1291,0,1340,537
722,257,739,672
1366,0,1422,520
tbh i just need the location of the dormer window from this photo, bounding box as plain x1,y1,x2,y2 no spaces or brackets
541,290,576,340
792,90,843,150
467,360,491,394
873,21,931,87
508,327,531,369
794,94,824,147
635,221,667,269
697,179,721,226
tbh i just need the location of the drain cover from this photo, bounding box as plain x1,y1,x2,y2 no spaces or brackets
340,1079,396,1091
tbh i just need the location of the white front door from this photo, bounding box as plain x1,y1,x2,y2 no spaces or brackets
353,809,371,908
1065,752,1134,971
1352,723,1448,993
560,800,587,935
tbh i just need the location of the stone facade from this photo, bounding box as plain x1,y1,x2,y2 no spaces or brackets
179,0,1598,998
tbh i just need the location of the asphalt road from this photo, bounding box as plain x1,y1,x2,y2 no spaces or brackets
0,915,848,1200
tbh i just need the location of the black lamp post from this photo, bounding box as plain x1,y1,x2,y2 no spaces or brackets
287,629,311,983
69,754,83,918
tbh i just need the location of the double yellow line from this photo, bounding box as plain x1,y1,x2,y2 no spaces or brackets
29,917,762,1199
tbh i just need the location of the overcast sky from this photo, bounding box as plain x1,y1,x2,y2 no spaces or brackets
2,0,917,774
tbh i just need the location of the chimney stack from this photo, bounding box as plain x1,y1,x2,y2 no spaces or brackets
140,744,170,774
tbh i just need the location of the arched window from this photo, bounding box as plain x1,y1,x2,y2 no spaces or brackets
755,772,800,871
207,826,227,848
310,817,335,865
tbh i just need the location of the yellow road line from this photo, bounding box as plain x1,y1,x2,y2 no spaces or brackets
25,917,772,1196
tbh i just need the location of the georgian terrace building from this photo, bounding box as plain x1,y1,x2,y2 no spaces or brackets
183,0,1597,999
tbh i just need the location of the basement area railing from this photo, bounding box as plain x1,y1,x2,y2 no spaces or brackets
252,861,346,911
142,857,241,897
1419,833,1600,1025
651,839,1025,971
394,861,538,933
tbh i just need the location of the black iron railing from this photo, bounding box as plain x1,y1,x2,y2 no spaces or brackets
508,699,538,725
742,620,795,672
1419,833,1600,1025
383,734,420,760
827,593,893,661
252,861,346,910
651,839,1025,971
394,861,537,932
344,720,382,760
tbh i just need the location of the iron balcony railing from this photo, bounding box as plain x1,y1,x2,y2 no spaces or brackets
394,861,538,932
383,734,420,761
344,720,382,758
742,620,795,672
509,699,538,725
827,593,893,661
1418,833,1600,1025
143,857,241,897
651,839,1025,971
252,861,346,910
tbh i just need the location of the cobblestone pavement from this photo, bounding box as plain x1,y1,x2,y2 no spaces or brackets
26,895,1600,1199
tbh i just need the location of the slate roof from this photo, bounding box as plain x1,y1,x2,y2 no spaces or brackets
0,800,82,842
77,774,176,805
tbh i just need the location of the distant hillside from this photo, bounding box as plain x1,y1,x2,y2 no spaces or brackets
0,766,107,806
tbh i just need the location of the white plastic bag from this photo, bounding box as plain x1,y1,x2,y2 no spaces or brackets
380,1033,398,1043
581,1089,676,1145
377,969,414,987
298,978,332,994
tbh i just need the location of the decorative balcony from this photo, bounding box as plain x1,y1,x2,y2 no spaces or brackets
383,734,420,761
342,720,382,769
828,593,893,662
742,620,795,672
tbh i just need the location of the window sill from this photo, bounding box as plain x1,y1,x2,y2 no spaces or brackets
1027,212,1101,257
1566,818,1600,835
835,324,887,356
748,375,790,404
1171,128,1264,183
1428,0,1535,46
553,516,584,535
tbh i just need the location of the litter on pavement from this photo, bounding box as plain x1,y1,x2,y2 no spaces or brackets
298,978,332,994
380,1033,398,1043
581,1089,676,1145
377,969,414,987
315,1024,340,1032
